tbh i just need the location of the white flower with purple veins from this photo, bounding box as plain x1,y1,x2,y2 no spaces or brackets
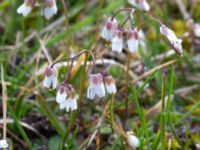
160,24,183,55
112,30,123,52
101,18,118,41
56,84,78,112
127,131,139,149
17,0,36,16
87,73,106,99
127,29,139,53
0,139,9,149
104,75,116,94
43,0,58,20
43,66,58,89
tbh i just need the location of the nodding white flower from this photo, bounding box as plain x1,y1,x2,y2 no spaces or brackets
0,139,9,149
127,131,139,149
17,0,36,16
56,84,78,112
160,24,183,55
101,17,118,41
112,30,123,52
104,75,116,94
56,84,67,103
43,66,58,89
43,0,58,20
127,29,139,53
87,73,106,100
128,0,150,11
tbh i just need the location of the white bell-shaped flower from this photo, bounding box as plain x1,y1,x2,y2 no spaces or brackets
87,73,106,100
17,0,36,16
43,0,58,20
127,28,139,53
104,75,116,94
43,66,58,89
112,30,123,52
101,17,118,41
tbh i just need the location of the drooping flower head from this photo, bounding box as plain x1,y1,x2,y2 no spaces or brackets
87,73,106,100
112,30,124,52
17,0,36,16
101,17,118,41
127,28,139,53
56,83,78,112
126,131,139,149
160,24,183,55
43,0,58,20
43,65,58,89
103,75,116,94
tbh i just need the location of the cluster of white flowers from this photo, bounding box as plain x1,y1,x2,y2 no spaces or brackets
160,24,183,55
101,17,139,53
0,139,9,149
43,64,117,111
87,73,116,100
128,0,150,12
56,84,78,112
43,65,78,112
17,0,57,19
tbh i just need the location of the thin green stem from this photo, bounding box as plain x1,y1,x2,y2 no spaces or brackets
161,75,166,150
8,103,33,149
130,86,149,149
63,55,88,144
109,94,115,129
124,53,131,128
111,8,133,20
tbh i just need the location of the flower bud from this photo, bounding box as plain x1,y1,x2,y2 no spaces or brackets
160,24,183,55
